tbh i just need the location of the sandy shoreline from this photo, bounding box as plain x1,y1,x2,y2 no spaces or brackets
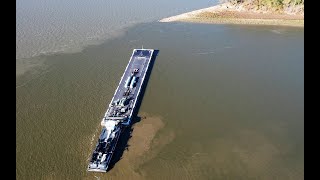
159,3,304,27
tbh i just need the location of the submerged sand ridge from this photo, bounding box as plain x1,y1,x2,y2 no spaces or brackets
159,2,304,27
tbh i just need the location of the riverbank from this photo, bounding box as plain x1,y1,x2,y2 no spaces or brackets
159,2,304,27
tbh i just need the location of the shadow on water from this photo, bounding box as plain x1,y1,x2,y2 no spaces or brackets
107,49,159,171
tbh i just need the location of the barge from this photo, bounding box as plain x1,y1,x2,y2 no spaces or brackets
87,49,155,172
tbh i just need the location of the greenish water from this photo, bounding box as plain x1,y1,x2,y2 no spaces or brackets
16,22,304,180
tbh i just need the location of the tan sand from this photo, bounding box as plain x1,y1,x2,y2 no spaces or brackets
159,3,304,27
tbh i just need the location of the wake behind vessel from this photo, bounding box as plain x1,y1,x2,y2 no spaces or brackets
87,49,155,172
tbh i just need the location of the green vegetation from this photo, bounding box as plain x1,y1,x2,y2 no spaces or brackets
220,0,304,11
